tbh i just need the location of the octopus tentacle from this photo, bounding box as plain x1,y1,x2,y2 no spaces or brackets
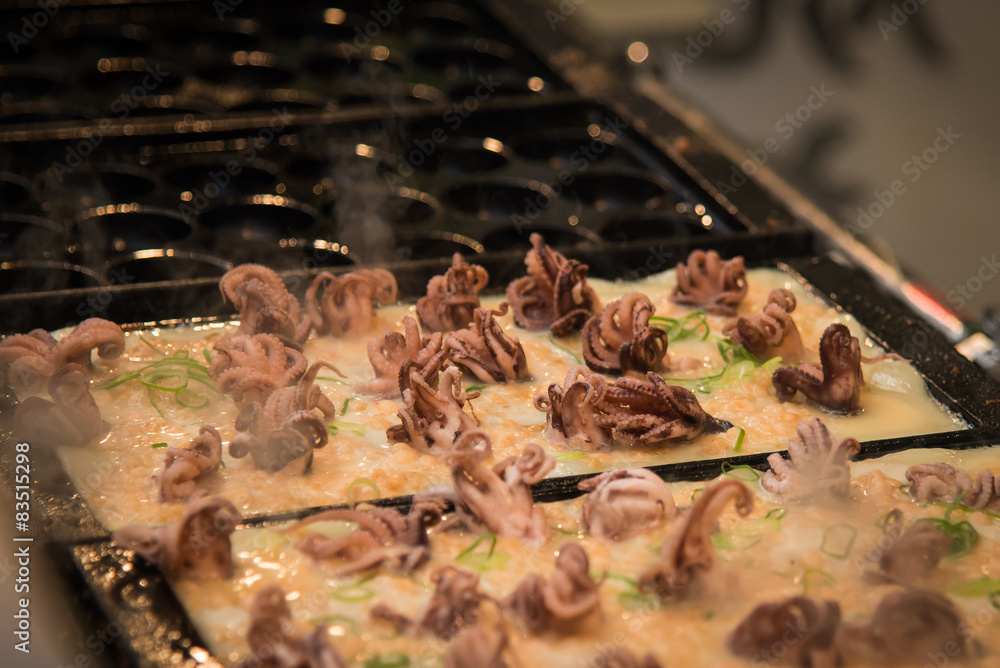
638,479,753,600
761,418,860,501
446,306,529,384
13,363,104,448
670,250,747,315
304,269,397,338
417,253,489,333
357,316,443,399
723,289,803,362
772,323,863,413
505,233,599,336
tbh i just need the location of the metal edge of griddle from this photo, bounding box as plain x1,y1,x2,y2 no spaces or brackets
0,230,813,335
785,255,1000,433
70,541,217,668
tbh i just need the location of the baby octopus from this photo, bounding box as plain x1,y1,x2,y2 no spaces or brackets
13,363,105,448
535,366,731,451
304,268,397,338
287,499,446,576
220,264,312,344
639,479,754,601
581,293,669,375
417,253,490,332
670,250,747,316
723,288,803,362
0,317,124,392
505,233,600,336
112,496,242,580
761,418,860,502
445,305,529,384
772,323,864,413
357,316,444,399
229,361,341,474
209,333,307,406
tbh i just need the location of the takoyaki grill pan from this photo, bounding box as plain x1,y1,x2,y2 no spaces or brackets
2,1,999,667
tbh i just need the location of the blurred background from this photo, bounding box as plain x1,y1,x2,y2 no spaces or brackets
581,0,999,325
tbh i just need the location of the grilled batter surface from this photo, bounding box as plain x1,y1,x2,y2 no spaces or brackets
45,267,965,529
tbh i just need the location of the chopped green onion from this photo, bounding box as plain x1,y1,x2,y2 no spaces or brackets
141,372,188,393
898,483,911,495
760,356,784,374
713,516,783,551
316,376,347,384
801,568,836,594
364,654,410,668
603,572,639,586
922,517,979,558
346,477,380,502
202,349,212,364
327,421,367,437
457,534,497,560
703,610,716,621
651,311,710,342
556,452,587,460
151,442,168,449
176,388,210,409
104,349,218,418
101,371,142,389
710,531,734,550
138,333,163,355
732,427,746,452
331,579,375,602
546,336,582,364
617,590,659,610
661,342,765,393
950,576,1000,597
721,462,761,482
820,523,858,560
920,494,980,558
466,384,487,393
765,508,787,520
991,592,1000,612
690,488,704,503
147,387,167,420
341,397,352,416
456,533,509,572
931,499,1000,521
